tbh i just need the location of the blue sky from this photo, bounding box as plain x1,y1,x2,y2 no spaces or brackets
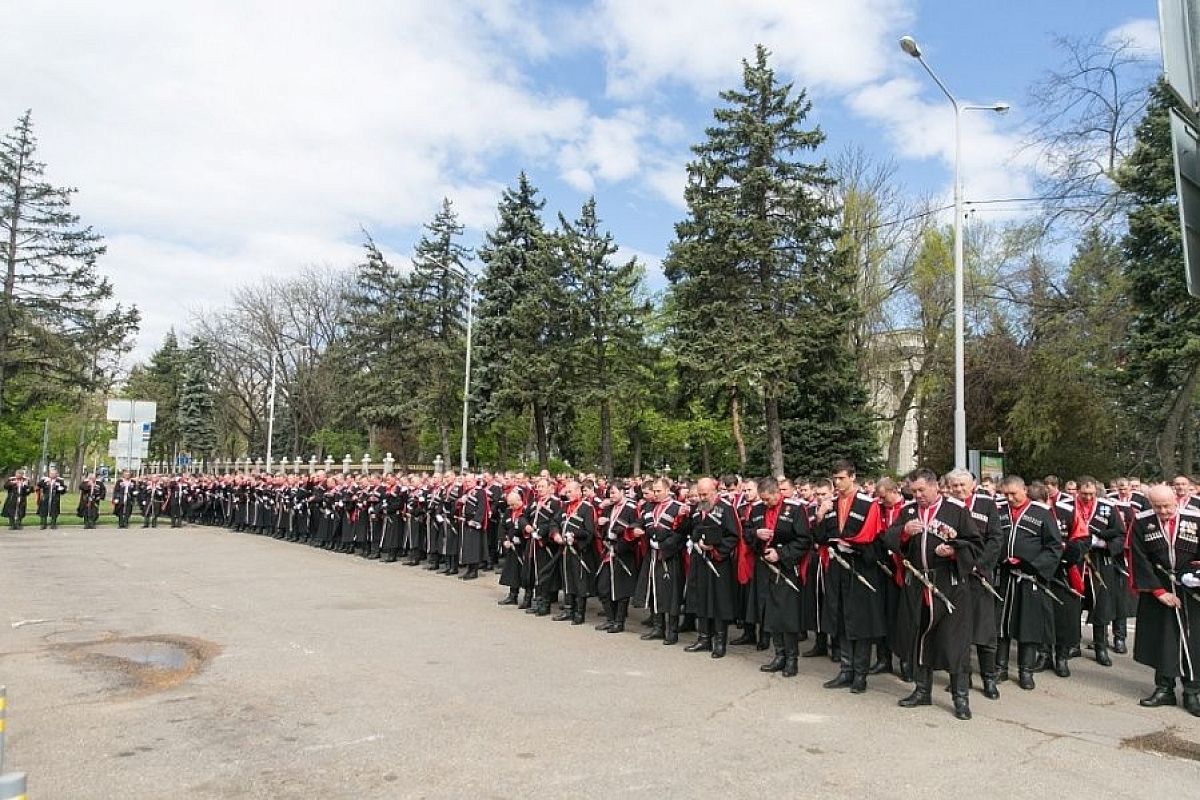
0,1,1160,358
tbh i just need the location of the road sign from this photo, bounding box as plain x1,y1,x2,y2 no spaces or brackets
1160,0,1200,114
114,457,143,472
1170,109,1200,296
106,399,157,423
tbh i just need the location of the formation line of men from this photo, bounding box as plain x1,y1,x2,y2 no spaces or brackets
4,462,1198,720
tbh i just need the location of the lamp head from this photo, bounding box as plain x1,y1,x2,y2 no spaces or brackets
899,36,921,58
992,102,1011,113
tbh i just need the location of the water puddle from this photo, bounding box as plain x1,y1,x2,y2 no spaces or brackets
1122,728,1200,762
61,634,221,697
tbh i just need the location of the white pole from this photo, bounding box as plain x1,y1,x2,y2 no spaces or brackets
460,277,473,472
953,103,966,470
266,351,277,474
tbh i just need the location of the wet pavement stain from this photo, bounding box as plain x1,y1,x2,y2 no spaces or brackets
1122,728,1200,762
59,634,221,697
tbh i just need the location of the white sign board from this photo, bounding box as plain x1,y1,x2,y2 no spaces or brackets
114,457,143,471
106,399,157,423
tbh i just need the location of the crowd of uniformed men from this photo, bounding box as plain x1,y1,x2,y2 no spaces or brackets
4,462,1199,721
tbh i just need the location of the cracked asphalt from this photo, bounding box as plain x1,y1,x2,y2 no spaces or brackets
1,527,1198,799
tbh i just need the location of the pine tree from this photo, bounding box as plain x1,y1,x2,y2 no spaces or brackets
558,197,651,476
0,110,138,413
665,45,876,476
407,199,470,462
1117,81,1200,475
474,173,568,468
178,340,217,461
123,329,186,460
341,233,421,449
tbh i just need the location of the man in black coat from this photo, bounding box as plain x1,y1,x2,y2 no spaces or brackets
4,469,33,529
37,468,67,529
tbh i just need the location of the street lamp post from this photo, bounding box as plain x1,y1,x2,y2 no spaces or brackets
266,345,311,474
899,35,1009,470
460,274,474,473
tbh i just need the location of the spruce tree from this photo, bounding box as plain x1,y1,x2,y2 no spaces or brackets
665,45,876,476
0,110,138,413
407,198,470,461
123,329,186,460
559,197,650,476
474,173,568,467
1117,81,1200,475
178,340,217,462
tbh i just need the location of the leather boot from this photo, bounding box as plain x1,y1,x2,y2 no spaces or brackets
823,650,853,689
517,591,532,610
534,597,551,617
1140,675,1177,707
782,633,799,677
460,564,479,580
1017,643,1037,690
664,615,680,645
426,554,441,571
1112,618,1128,654
684,619,712,652
899,667,933,707
678,614,697,634
869,642,893,675
553,595,575,621
498,589,519,606
757,626,772,651
608,599,628,633
572,597,588,625
596,599,615,631
711,623,729,658
978,646,999,700
1053,645,1071,678
640,613,666,641
951,672,972,720
995,639,1011,683
1092,625,1112,666
447,556,460,576
1031,647,1048,673
802,632,828,658
899,660,913,682
1183,692,1200,717
760,634,787,672
730,623,757,646
850,639,870,693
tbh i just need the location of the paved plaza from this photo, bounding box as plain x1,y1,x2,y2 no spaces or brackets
1,527,1197,798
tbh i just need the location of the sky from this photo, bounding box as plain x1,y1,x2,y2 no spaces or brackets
1,1,1163,361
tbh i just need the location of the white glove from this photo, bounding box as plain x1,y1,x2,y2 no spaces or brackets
532,532,541,541
650,540,660,550
565,533,575,546
1182,573,1200,588
607,531,617,541
837,543,854,554
685,540,694,554
436,514,445,524
1090,535,1107,549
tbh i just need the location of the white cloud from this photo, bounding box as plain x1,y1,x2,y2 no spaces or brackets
1104,18,1161,57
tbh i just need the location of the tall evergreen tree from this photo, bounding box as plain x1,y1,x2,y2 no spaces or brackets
665,45,875,476
407,198,470,462
559,197,651,476
341,233,421,458
1116,81,1199,475
474,173,568,467
123,329,186,461
178,340,217,461
0,110,138,413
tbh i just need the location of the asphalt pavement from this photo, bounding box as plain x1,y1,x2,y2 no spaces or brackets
1,526,1197,799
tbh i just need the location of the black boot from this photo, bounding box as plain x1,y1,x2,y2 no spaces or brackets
518,591,533,610
446,556,460,576
802,632,828,658
554,595,576,622
757,626,772,651
596,598,615,631
460,564,479,581
1031,647,1048,673
684,619,712,652
1183,692,1200,717
979,646,999,700
760,634,786,673
608,599,628,633
711,622,728,659
1140,675,1177,707
823,649,853,689
995,639,1011,683
1112,619,1128,654
899,660,913,682
678,614,697,634
534,597,551,617
951,671,972,720
899,667,933,707
869,642,893,675
850,639,870,694
730,623,757,646
782,633,799,678
426,554,441,571
663,615,680,646
1053,645,1071,678
1092,625,1112,667
571,597,588,625
498,588,519,606
640,613,666,641
1017,643,1037,690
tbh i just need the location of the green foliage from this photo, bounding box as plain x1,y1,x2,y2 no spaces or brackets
122,330,185,460
178,339,217,458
